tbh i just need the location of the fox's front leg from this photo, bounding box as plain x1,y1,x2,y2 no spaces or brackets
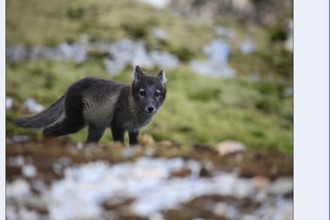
128,131,139,146
111,125,125,144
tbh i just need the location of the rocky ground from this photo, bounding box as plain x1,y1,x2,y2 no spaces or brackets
6,136,292,220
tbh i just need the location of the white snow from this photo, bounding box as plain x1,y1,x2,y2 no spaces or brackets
7,157,293,220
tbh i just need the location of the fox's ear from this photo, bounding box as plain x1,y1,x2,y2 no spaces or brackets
133,65,144,82
158,70,167,85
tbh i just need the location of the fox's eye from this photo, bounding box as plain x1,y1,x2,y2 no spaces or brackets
155,91,161,97
139,89,146,96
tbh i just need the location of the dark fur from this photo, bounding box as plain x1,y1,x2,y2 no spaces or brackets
16,66,167,145
16,96,65,128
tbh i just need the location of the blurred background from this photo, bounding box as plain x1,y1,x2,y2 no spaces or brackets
6,0,293,219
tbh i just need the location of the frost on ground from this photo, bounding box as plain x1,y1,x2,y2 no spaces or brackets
7,156,293,220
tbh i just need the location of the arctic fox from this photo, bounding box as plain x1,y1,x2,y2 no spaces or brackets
16,65,167,145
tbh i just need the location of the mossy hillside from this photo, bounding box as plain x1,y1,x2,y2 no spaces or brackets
7,60,292,153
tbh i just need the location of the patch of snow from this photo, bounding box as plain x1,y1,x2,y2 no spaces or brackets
152,27,167,40
214,26,236,40
8,156,25,167
149,51,179,69
7,39,179,75
190,39,236,78
136,0,171,9
204,39,231,63
268,177,293,195
57,42,88,63
254,196,293,220
22,164,37,178
24,98,44,113
46,158,275,219
240,39,256,54
11,135,31,143
213,202,239,219
6,97,14,110
285,19,293,52
6,206,43,220
104,39,179,75
190,60,235,78
7,179,31,198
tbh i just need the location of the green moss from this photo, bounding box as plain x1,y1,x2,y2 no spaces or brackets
6,59,106,102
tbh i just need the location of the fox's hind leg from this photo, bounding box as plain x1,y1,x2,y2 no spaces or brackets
43,90,85,138
86,125,105,143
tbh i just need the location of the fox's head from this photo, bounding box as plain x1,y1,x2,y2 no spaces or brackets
131,65,167,115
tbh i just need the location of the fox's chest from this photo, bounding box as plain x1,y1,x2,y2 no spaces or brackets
123,114,153,131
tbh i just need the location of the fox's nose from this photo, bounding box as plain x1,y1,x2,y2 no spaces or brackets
147,106,155,113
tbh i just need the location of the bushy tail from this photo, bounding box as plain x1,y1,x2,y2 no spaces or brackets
16,96,65,128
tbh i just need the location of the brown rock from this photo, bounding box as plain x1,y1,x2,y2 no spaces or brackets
217,140,246,156
139,134,155,147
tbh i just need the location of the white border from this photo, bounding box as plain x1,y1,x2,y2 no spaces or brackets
294,0,329,219
1,0,329,219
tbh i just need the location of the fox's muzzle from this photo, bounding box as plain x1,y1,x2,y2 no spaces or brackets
145,105,156,114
